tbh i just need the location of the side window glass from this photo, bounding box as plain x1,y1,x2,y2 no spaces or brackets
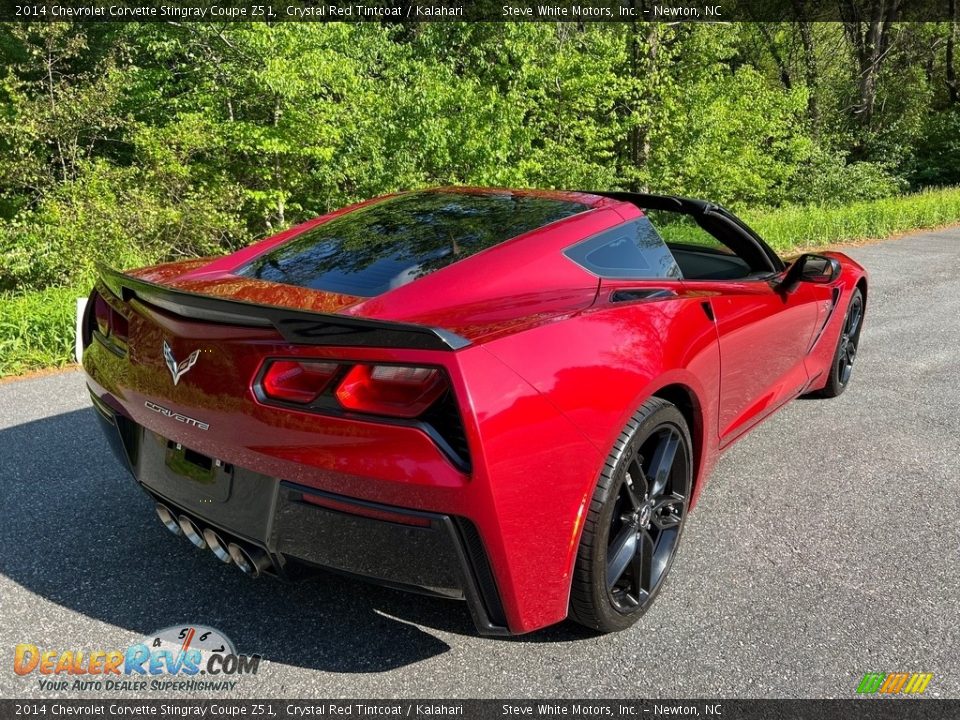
644,209,735,255
564,218,681,280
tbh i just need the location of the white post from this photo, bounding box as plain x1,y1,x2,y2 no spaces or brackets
75,297,87,363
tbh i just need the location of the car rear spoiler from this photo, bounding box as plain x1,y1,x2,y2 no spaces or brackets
97,264,471,351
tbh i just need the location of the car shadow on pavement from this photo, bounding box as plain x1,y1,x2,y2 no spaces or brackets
0,409,588,673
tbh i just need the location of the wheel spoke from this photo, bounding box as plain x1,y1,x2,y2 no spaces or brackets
646,429,679,497
846,340,857,362
624,469,644,510
634,529,654,594
847,301,862,336
606,525,638,590
837,331,857,384
626,457,648,501
837,337,849,370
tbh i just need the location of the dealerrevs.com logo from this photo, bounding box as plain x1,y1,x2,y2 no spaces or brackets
14,625,260,693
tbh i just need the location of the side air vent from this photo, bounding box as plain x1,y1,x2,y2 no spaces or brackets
610,288,677,303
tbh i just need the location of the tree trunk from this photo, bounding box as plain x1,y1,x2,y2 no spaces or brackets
842,0,901,129
797,20,819,132
789,2,819,133
948,0,958,103
626,20,640,192
45,47,68,183
757,23,792,90
623,19,658,193
639,24,658,193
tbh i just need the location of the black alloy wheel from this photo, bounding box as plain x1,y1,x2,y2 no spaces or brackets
837,291,863,386
569,397,693,632
605,424,687,612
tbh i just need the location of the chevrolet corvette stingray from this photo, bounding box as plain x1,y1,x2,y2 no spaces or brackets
83,187,867,634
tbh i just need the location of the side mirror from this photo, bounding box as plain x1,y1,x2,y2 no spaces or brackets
779,253,840,293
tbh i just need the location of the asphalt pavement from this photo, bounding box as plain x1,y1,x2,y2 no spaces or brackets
1,228,959,699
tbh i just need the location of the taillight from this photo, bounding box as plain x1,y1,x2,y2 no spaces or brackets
255,359,467,469
110,311,129,343
260,360,339,404
94,293,111,336
335,364,447,418
91,288,130,349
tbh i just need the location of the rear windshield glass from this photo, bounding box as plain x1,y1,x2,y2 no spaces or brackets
237,190,589,297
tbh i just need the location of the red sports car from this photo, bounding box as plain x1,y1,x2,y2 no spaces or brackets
83,188,867,635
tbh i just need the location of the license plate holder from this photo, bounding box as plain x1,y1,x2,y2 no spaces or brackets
138,431,233,504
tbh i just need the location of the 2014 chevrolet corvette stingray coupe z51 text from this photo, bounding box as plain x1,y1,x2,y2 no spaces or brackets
83,187,867,635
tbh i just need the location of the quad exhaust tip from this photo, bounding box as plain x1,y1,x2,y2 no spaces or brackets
203,528,232,564
178,514,207,549
155,504,183,536
154,502,270,576
228,542,270,578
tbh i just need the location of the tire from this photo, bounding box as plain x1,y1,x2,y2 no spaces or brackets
569,397,693,633
809,287,864,399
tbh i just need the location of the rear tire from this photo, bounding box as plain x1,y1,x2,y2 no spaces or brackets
809,287,864,399
568,397,692,633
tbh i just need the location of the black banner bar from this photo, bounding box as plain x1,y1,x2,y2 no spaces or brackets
1,0,959,23
1,700,956,720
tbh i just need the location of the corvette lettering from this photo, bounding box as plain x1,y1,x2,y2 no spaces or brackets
144,401,210,431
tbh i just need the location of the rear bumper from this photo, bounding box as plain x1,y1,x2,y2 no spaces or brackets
91,391,509,635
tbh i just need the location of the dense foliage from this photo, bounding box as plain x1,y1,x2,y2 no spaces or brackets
0,20,959,373
3,21,960,292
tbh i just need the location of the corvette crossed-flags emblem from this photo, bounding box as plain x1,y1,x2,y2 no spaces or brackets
162,340,200,386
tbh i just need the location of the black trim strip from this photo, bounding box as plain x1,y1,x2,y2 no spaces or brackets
278,482,510,635
88,388,115,422
451,517,509,633
88,388,139,473
98,264,471,351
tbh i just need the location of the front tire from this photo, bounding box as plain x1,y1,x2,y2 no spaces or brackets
568,397,693,633
809,287,864,399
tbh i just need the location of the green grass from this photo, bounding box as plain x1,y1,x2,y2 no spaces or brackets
743,186,960,253
0,286,84,376
2,185,960,378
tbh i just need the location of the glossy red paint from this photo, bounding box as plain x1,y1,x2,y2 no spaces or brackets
83,187,867,634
